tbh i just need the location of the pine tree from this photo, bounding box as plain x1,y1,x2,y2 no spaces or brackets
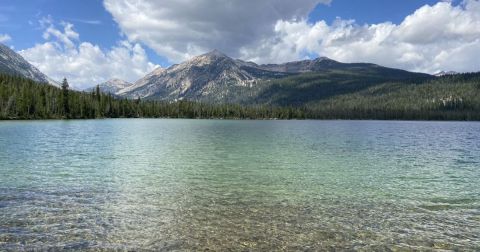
61,78,70,117
96,85,101,101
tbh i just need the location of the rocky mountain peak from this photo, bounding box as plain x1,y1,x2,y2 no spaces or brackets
85,78,132,95
108,78,125,83
118,51,431,103
105,78,132,87
315,56,335,62
185,49,233,68
204,49,228,58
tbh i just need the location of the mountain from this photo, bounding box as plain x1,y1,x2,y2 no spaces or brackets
435,71,458,77
118,50,291,102
0,43,58,86
259,57,346,73
85,78,133,95
250,62,434,106
119,50,433,104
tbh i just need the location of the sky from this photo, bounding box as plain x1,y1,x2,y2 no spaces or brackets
0,0,479,89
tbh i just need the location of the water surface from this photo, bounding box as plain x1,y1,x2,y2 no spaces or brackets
0,119,479,250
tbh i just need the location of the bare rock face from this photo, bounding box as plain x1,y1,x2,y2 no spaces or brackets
118,50,267,101
119,50,294,101
119,49,431,103
85,79,133,95
0,43,58,86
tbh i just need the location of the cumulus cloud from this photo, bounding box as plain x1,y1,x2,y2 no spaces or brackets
242,0,480,73
19,19,157,90
0,33,11,43
105,0,480,73
104,0,331,62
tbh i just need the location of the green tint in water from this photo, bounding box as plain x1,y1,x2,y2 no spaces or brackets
0,119,479,250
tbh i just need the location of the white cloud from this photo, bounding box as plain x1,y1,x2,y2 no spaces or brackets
104,0,480,74
240,0,480,73
0,33,11,43
103,0,331,62
19,19,157,90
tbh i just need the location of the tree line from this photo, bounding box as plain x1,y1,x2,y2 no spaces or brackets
0,74,307,120
0,72,479,120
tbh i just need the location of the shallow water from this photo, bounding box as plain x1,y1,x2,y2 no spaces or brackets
0,119,479,250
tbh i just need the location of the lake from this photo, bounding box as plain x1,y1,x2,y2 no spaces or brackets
0,119,479,250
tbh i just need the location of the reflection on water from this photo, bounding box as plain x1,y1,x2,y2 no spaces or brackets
0,119,479,250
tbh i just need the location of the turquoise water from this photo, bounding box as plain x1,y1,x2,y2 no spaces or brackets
0,119,479,250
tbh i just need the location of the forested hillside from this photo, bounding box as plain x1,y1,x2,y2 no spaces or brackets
1,72,479,120
307,73,480,120
245,71,480,120
249,69,432,105
0,74,304,120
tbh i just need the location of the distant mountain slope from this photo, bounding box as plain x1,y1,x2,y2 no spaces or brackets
85,79,133,95
0,43,58,86
248,66,433,106
120,50,432,104
435,71,458,77
259,57,348,73
118,50,292,102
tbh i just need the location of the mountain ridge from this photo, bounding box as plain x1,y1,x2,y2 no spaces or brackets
435,71,458,77
119,50,432,104
85,78,133,95
118,50,281,101
0,43,58,86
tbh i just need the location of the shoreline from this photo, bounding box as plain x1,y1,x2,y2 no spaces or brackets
1,117,479,122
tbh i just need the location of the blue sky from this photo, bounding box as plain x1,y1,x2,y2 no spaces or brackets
0,0,454,66
308,0,445,24
1,0,117,48
0,0,169,63
0,0,478,89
